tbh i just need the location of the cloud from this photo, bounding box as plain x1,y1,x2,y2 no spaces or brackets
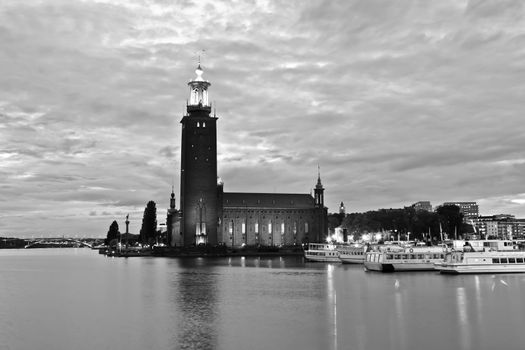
1,0,525,236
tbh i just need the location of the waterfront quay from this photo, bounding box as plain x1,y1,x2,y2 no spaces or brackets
102,244,305,258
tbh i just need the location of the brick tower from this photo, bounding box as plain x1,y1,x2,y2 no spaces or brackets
180,65,219,246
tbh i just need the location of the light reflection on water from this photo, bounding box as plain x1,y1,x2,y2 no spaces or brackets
1,249,525,350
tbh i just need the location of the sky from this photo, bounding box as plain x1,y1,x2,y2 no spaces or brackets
1,0,525,238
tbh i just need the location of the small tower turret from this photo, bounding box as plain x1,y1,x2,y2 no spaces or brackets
170,186,176,210
314,166,324,208
339,201,345,215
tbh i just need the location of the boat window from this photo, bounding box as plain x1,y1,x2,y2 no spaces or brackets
386,254,393,259
500,258,508,264
417,254,424,259
394,254,401,260
492,258,499,264
517,258,524,263
508,258,516,264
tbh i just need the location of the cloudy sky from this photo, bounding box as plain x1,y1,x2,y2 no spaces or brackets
1,0,525,237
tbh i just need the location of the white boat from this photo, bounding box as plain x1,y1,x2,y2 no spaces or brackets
364,246,446,272
435,239,518,271
337,244,367,264
444,239,517,252
337,243,403,264
304,243,340,262
438,250,525,274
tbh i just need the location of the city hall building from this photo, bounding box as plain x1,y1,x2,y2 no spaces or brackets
167,65,328,248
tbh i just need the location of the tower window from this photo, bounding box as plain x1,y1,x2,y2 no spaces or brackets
203,122,206,128
197,122,200,127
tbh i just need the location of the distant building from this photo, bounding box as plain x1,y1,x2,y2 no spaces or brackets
411,201,432,212
442,201,479,221
474,214,523,239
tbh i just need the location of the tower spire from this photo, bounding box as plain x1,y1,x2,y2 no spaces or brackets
314,165,324,207
316,164,323,189
170,185,176,209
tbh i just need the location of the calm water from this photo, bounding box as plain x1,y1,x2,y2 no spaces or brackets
1,249,525,350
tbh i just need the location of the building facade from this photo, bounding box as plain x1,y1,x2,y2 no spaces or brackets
474,214,524,239
219,190,327,247
442,201,479,221
411,201,432,212
177,66,328,247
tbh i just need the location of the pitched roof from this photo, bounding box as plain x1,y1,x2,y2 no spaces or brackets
223,192,315,209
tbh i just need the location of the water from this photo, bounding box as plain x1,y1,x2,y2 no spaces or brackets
1,249,525,350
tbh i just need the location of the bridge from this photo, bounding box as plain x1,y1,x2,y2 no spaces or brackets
24,238,95,249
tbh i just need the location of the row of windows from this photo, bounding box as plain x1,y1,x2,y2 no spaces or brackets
225,216,313,220
492,258,525,264
226,222,309,234
307,251,338,257
224,209,309,214
385,253,445,260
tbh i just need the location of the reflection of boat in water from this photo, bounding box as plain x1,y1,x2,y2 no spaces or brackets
364,246,445,272
303,243,340,262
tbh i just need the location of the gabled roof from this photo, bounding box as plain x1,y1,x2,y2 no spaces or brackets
223,192,315,209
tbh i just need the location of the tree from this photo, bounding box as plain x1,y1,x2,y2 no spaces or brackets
105,220,120,246
140,201,157,246
328,213,344,232
436,205,463,239
341,207,446,241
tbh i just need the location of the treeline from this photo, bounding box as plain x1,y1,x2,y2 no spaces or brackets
330,205,474,241
105,200,160,246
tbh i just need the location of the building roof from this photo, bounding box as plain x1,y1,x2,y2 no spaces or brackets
223,192,315,209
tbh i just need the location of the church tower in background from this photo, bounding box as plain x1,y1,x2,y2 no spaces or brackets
180,65,219,246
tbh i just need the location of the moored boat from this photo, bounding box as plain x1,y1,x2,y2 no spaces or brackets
337,244,367,264
439,250,525,274
364,246,445,272
304,243,340,262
